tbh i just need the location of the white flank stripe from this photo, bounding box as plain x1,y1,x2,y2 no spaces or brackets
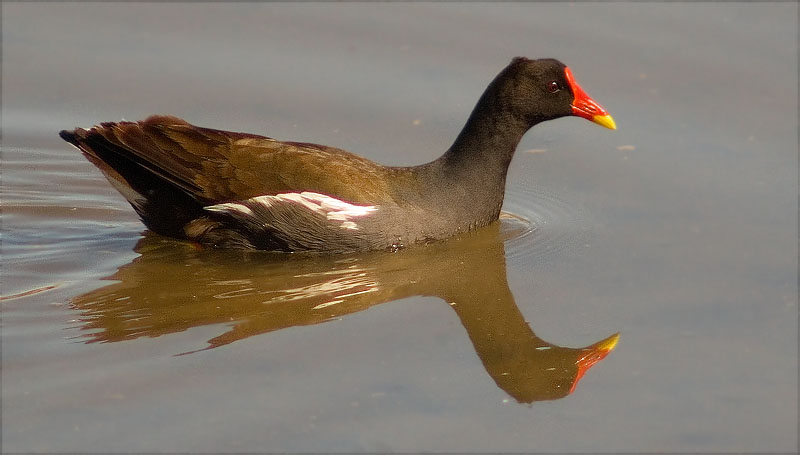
249,196,275,208
205,192,376,230
205,202,254,216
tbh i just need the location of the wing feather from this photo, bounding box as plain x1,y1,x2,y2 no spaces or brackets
76,115,400,205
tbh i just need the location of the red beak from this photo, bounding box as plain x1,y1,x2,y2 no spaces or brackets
565,67,616,130
570,332,620,394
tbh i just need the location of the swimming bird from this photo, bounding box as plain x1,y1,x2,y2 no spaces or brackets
59,57,615,253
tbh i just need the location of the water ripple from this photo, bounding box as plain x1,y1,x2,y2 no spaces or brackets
500,185,591,264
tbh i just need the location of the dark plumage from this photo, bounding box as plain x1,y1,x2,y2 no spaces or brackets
60,57,615,252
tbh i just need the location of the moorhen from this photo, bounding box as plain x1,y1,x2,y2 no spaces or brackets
60,57,615,253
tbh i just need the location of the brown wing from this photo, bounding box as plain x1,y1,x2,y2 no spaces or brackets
69,115,398,205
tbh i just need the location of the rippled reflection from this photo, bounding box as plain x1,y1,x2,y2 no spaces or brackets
70,221,618,403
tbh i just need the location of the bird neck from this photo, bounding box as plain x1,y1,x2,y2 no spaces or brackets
440,66,536,177
400,115,531,235
431,88,534,222
441,105,530,177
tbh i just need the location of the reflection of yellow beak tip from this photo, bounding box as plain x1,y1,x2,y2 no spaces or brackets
596,332,621,352
593,114,617,130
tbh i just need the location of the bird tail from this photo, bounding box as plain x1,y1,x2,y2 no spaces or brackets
59,124,205,238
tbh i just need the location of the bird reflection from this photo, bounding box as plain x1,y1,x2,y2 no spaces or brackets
70,221,618,403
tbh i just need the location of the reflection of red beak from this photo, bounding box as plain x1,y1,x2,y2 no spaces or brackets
565,67,617,130
570,332,620,394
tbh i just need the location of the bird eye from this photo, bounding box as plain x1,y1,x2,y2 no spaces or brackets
547,81,560,93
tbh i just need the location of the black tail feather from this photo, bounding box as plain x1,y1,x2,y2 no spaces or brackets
59,126,205,238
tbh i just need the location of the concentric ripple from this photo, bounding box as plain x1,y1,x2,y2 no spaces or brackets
499,185,592,264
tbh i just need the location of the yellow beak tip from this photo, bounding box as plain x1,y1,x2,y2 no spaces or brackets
596,332,621,351
593,114,617,130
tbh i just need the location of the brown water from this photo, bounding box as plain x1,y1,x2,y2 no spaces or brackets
2,3,797,452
